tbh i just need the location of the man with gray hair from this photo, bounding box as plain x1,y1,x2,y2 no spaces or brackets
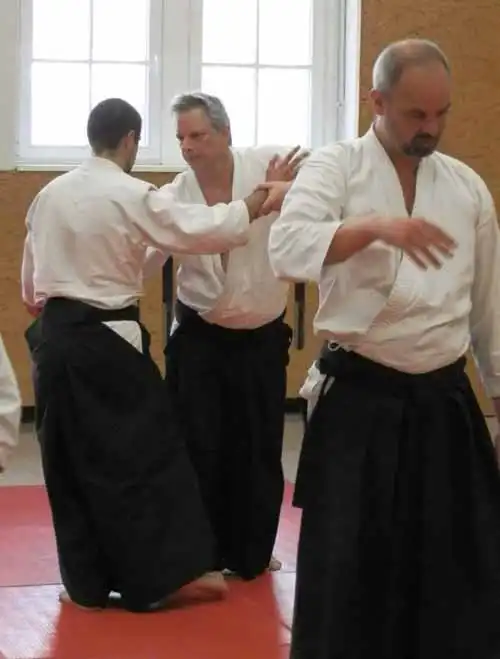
269,39,500,658
145,91,303,580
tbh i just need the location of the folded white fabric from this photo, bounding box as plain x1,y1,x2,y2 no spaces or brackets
0,334,22,472
299,360,329,419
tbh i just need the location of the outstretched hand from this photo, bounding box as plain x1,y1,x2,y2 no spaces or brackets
266,146,309,183
375,216,457,269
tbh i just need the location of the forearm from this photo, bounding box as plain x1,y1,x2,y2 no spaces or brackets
323,216,379,265
244,189,268,221
142,190,251,254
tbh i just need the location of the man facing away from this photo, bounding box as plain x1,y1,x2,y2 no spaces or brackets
20,97,276,612
268,40,500,658
144,92,303,579
0,334,22,474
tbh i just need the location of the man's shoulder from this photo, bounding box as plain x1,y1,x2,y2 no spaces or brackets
42,165,153,191
127,173,156,193
97,168,156,202
433,151,490,196
298,139,357,172
38,169,76,193
30,170,78,208
38,169,155,218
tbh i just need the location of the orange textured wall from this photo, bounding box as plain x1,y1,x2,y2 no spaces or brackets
2,0,499,409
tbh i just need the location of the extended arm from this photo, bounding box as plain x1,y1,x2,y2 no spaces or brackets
268,145,379,282
132,184,266,255
268,144,455,281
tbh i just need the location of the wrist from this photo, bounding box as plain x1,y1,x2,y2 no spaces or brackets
245,189,267,221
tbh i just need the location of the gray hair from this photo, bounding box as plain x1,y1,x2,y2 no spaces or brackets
373,39,451,93
171,91,231,138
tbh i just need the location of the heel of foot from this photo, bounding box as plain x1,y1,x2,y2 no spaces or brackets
268,556,282,572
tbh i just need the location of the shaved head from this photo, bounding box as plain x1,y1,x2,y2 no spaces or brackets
373,39,450,93
370,39,452,158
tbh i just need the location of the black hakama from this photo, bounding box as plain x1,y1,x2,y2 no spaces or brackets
165,300,292,579
26,297,215,611
291,345,500,659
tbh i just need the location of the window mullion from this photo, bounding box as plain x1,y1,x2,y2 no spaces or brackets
88,0,94,117
158,0,194,168
254,0,260,144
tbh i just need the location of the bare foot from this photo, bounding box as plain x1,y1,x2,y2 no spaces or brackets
58,590,104,611
223,557,282,577
167,571,228,606
268,556,282,572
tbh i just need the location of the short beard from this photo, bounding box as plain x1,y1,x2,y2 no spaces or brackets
401,136,439,158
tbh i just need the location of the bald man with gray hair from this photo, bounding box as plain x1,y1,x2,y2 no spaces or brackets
373,38,450,94
269,39,500,658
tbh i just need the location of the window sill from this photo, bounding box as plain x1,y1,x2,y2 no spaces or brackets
14,163,186,174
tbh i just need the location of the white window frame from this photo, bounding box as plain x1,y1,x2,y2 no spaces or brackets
17,0,165,168
188,0,347,149
15,0,355,172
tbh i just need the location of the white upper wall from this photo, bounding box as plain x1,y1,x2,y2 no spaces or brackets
0,1,20,170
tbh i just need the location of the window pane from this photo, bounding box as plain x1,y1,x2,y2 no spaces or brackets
92,0,150,62
202,66,256,147
258,0,312,65
31,63,89,146
91,64,149,145
257,68,311,146
32,0,90,61
202,0,257,64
